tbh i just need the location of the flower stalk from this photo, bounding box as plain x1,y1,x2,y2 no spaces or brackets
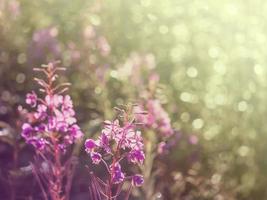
85,106,145,200
21,62,83,200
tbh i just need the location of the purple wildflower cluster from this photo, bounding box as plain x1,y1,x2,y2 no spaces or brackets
21,62,83,151
135,99,173,137
20,62,83,200
85,113,145,199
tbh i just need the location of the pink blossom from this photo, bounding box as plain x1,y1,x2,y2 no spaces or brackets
26,91,37,107
90,152,102,164
128,149,145,164
132,174,144,187
85,139,97,152
157,141,167,154
135,99,173,137
85,114,145,190
21,63,83,151
111,163,125,184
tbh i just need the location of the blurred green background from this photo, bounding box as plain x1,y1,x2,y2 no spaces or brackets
1,0,267,199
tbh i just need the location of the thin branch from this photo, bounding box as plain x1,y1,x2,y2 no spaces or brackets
30,163,49,200
124,184,133,200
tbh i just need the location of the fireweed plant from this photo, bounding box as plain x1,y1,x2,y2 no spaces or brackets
85,106,145,200
21,62,83,200
134,73,174,199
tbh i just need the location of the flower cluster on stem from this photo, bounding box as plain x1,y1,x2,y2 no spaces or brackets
85,107,145,200
135,99,173,137
132,73,174,199
21,62,83,200
22,62,83,151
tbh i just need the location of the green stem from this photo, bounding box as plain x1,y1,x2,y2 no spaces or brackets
143,130,157,200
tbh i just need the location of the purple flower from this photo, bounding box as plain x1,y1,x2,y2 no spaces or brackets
65,115,77,125
124,130,144,150
56,121,68,132
85,110,145,197
90,152,102,164
69,124,83,139
45,95,63,108
85,118,145,167
21,63,83,152
62,95,73,109
21,62,84,200
135,99,173,137
28,137,46,150
34,123,47,132
111,163,125,184
26,91,37,107
34,104,47,120
98,133,111,153
128,149,145,164
132,174,144,187
85,139,97,152
22,123,48,150
157,141,167,155
21,123,34,138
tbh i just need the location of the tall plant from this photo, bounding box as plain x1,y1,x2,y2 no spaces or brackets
21,62,83,200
